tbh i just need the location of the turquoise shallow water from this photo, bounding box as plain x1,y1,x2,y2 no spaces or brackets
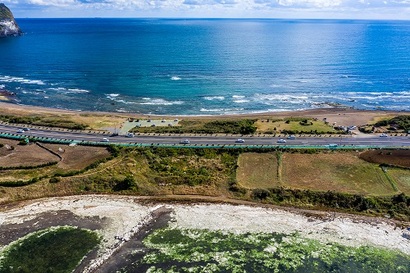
0,18,410,115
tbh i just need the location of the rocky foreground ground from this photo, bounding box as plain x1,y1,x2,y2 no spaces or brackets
0,195,409,272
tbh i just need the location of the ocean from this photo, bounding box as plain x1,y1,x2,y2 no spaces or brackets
0,18,409,115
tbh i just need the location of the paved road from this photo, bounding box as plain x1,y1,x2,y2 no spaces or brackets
0,124,409,148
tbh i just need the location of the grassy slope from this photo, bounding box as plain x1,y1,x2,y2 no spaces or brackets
0,145,409,220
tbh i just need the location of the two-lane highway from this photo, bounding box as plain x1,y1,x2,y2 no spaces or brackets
0,123,409,148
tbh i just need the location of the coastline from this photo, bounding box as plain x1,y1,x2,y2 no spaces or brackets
0,101,407,128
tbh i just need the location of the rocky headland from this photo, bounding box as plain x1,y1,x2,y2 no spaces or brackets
0,3,21,37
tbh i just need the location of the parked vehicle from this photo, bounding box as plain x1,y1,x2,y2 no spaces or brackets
380,133,388,137
287,135,296,140
277,139,287,143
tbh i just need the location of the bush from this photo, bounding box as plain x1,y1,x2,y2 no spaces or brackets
49,177,61,183
375,115,410,131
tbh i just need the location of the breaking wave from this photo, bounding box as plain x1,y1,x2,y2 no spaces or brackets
0,75,45,85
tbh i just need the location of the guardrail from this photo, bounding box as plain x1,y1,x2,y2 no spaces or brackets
0,132,408,150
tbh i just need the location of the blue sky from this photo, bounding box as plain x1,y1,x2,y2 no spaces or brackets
3,0,410,19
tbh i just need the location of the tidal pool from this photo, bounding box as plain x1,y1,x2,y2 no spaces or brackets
0,226,100,273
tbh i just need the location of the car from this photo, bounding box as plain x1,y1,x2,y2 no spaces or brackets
126,133,134,138
101,138,110,142
16,129,24,133
380,133,388,137
179,139,190,144
235,138,245,143
287,135,296,140
277,139,287,144
23,128,30,131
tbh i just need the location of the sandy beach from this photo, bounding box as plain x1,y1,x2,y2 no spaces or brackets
0,101,406,129
0,195,409,271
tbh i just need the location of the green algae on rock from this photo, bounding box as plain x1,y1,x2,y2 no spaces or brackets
0,226,101,273
139,228,410,273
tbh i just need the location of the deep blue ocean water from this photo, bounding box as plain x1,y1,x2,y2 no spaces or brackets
1,18,409,115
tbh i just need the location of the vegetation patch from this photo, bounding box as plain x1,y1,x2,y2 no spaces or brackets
0,114,87,130
255,117,341,135
131,119,257,135
137,228,410,273
251,188,410,221
0,226,100,273
374,115,410,132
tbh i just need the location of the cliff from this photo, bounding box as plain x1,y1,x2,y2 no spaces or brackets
0,3,22,37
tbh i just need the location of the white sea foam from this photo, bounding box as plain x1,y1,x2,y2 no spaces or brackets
171,76,181,81
253,93,310,105
67,88,90,93
116,99,137,105
200,108,244,113
203,96,225,101
232,95,245,99
0,84,5,89
107,93,120,97
49,87,90,94
200,108,224,112
233,99,250,104
0,75,45,85
140,98,184,106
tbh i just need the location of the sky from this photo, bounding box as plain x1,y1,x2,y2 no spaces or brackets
3,0,410,20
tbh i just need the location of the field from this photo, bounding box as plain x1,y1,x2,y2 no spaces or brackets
237,153,280,189
237,151,410,196
0,139,111,189
281,152,396,195
360,149,410,168
0,139,59,168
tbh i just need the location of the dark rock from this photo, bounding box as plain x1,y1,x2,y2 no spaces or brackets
0,3,22,37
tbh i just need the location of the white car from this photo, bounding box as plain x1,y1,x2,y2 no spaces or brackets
179,139,190,144
277,139,287,144
235,138,245,143
16,129,24,133
379,133,388,137
101,138,110,142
